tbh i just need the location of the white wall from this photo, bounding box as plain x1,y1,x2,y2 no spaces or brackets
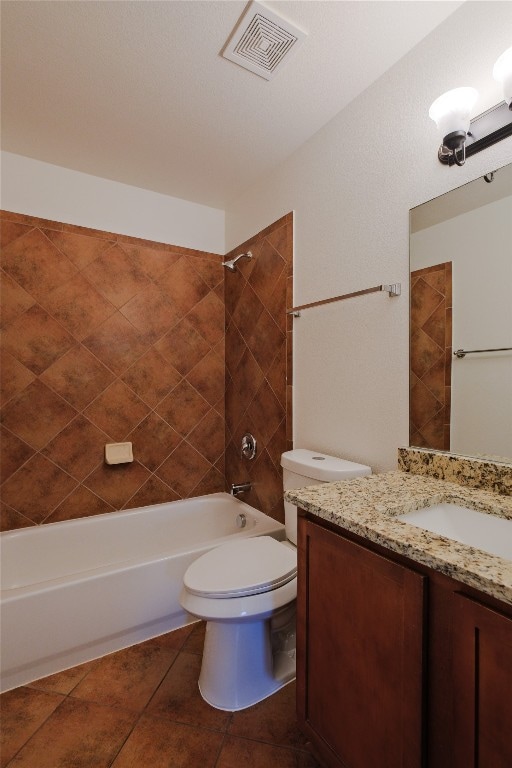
411,196,512,459
224,2,512,472
0,152,225,254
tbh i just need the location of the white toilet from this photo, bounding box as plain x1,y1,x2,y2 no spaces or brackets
179,449,371,711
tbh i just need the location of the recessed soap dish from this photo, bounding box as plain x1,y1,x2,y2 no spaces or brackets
105,442,133,465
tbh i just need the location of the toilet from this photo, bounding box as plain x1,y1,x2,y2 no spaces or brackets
179,449,372,711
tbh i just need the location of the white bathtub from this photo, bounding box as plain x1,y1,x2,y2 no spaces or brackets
0,492,285,692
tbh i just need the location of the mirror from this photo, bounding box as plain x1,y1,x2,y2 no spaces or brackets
409,162,512,463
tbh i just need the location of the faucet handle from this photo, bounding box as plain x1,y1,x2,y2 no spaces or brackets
241,433,257,460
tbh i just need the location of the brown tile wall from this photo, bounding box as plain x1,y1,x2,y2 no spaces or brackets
224,214,293,523
410,262,452,452
0,211,226,530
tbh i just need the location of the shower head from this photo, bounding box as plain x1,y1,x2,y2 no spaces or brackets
222,251,253,272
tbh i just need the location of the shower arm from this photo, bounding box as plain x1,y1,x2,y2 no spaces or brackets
222,251,253,271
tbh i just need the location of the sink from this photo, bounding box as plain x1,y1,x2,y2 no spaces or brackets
399,503,512,560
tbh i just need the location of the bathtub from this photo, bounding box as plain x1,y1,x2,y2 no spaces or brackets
0,492,285,692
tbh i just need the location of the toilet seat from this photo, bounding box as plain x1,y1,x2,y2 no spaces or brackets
183,536,297,599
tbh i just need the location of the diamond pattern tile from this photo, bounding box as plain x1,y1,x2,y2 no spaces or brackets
156,441,211,497
119,284,180,342
0,501,34,532
0,209,292,529
1,228,77,302
0,349,35,407
186,255,223,290
40,345,115,411
186,291,225,347
47,485,115,523
410,275,444,330
224,215,293,518
156,379,211,438
119,243,181,282
83,312,151,376
155,317,211,376
121,348,182,408
1,304,76,375
0,219,32,249
187,408,225,465
410,263,451,451
43,229,114,270
190,464,226,497
84,461,152,508
42,415,109,481
231,282,264,331
0,270,35,328
245,309,284,376
157,257,210,315
247,377,284,448
0,425,34,484
1,379,77,449
422,300,446,350
128,412,181,472
249,239,286,307
187,350,225,407
82,244,150,308
1,453,77,523
84,380,150,441
123,476,180,509
41,273,116,340
410,328,443,380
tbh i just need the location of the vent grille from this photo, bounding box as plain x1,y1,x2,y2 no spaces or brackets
222,1,306,81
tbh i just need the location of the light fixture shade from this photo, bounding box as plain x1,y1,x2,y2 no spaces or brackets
428,87,478,140
493,46,512,106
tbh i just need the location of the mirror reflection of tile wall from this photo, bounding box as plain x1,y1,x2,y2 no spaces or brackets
410,262,452,451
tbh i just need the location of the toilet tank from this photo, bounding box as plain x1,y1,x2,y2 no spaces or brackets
281,449,371,545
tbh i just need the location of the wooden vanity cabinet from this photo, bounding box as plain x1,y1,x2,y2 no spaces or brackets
297,516,426,768
297,513,512,768
451,594,512,768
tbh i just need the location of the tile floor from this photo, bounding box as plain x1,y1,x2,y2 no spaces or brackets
0,622,320,767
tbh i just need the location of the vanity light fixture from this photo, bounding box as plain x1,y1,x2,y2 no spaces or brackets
430,46,512,167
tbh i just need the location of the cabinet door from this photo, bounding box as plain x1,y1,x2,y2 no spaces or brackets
297,518,425,768
452,593,512,768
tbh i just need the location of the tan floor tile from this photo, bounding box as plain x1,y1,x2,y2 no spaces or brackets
146,651,230,731
5,698,137,768
0,687,64,768
228,681,306,749
141,623,197,652
70,642,178,711
28,660,98,696
216,735,319,768
111,714,224,768
181,621,206,655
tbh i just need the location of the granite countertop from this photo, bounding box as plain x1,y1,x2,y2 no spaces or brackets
285,470,512,605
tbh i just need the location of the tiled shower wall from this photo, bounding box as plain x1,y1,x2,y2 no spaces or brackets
0,211,225,530
224,214,293,523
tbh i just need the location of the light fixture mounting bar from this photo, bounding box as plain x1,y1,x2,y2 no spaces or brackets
440,101,512,165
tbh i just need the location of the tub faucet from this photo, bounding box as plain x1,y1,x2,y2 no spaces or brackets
231,482,252,496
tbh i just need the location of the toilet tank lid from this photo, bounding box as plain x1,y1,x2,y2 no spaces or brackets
281,449,371,482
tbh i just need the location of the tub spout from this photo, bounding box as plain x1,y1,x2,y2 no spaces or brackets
231,482,251,496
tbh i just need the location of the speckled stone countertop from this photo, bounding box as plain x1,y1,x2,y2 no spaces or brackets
285,471,512,605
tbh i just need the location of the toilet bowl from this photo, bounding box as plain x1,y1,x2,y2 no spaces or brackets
180,449,371,711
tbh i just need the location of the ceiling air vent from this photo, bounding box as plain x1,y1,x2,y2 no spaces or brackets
222,1,306,81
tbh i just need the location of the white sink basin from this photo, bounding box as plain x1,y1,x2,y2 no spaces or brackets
400,503,512,560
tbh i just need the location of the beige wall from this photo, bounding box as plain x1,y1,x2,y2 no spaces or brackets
224,2,512,473
0,152,225,254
